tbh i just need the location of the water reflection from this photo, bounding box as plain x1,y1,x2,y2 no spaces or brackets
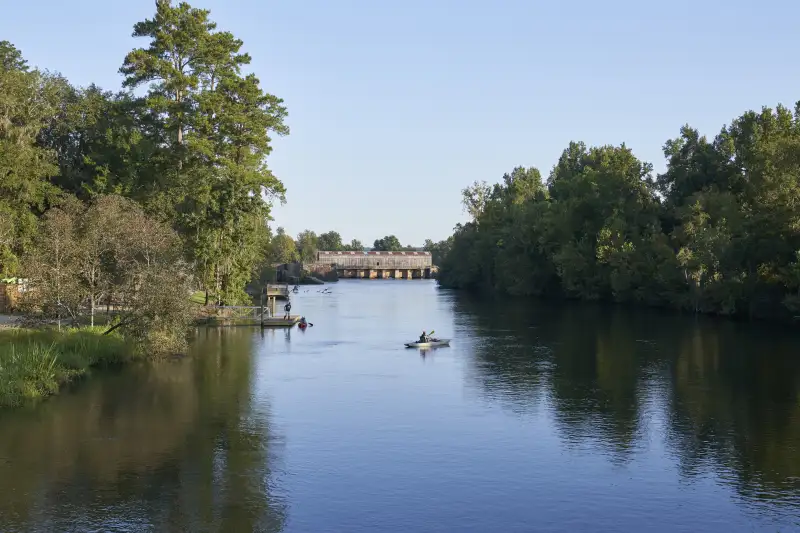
3,282,800,532
0,328,287,533
665,322,800,504
455,293,800,506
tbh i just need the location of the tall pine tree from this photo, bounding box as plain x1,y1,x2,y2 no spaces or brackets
120,0,288,303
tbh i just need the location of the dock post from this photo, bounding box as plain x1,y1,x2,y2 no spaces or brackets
260,291,265,328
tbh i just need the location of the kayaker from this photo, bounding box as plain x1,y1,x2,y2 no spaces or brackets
419,331,429,343
283,301,292,319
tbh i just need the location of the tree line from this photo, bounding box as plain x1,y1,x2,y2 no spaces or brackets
0,1,288,348
437,103,800,322
267,229,451,264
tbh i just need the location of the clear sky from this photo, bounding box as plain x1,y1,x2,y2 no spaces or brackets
3,0,800,246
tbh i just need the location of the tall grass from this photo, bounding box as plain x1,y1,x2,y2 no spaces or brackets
0,328,132,407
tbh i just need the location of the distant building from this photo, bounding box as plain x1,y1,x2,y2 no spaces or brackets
315,250,432,269
310,251,433,279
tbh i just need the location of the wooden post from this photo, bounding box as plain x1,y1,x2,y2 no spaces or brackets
260,290,265,328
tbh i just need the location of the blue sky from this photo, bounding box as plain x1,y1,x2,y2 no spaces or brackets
3,0,800,246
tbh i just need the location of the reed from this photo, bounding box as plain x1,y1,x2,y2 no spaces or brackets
0,328,131,407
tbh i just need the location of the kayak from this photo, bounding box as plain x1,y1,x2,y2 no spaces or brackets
404,339,451,348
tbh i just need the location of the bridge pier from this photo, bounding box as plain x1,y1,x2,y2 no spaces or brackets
333,267,435,279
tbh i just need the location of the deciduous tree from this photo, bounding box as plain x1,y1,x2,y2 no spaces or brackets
373,235,402,251
317,231,343,251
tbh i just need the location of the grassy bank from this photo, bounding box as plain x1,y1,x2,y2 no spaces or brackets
0,328,132,408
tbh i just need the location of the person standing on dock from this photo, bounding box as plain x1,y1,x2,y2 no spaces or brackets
284,300,292,319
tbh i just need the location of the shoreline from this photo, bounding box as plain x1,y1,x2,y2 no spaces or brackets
0,327,133,408
436,282,800,328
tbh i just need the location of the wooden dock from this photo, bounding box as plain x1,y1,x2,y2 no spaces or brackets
200,306,301,328
203,315,301,328
261,315,301,327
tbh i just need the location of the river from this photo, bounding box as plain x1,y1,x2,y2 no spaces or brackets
1,280,800,532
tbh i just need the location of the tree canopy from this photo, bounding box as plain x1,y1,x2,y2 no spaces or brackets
437,104,800,322
317,231,343,251
373,235,403,251
0,1,289,307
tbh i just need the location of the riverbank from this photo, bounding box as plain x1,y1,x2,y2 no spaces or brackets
0,328,132,408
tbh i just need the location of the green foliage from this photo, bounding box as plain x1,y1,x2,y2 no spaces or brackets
343,239,363,251
438,105,800,322
38,85,151,200
2,1,289,305
423,237,453,266
22,194,193,352
295,230,318,263
0,40,28,71
268,228,298,264
117,0,287,305
261,230,367,272
0,328,130,407
0,41,62,276
0,5,296,404
317,231,343,251
373,235,402,251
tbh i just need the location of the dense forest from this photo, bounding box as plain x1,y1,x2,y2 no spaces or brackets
1,1,288,319
437,105,800,322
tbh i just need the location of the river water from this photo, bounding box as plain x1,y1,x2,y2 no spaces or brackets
2,280,800,532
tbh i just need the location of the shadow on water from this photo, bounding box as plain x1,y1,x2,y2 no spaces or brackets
0,328,287,533
452,292,800,504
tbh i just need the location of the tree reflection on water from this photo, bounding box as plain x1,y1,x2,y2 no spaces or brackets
0,328,287,533
454,293,800,505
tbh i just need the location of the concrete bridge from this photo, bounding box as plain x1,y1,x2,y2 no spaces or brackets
311,251,433,279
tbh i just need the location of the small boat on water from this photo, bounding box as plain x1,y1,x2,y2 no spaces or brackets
404,339,451,348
